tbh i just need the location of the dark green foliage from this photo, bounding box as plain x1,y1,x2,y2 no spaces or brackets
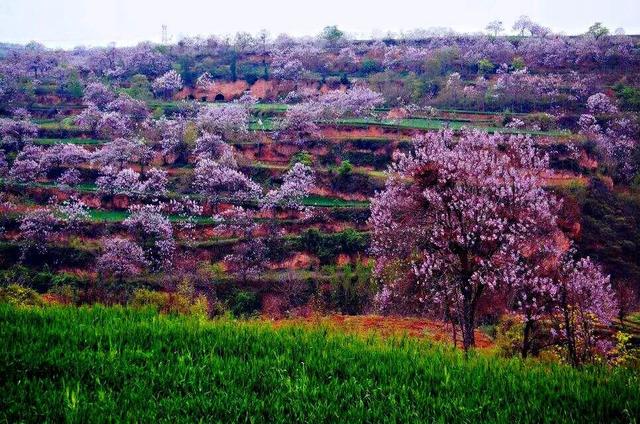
0,304,638,423
63,71,83,99
324,262,376,314
614,83,640,111
578,180,640,287
228,290,260,317
297,228,369,264
477,59,495,75
359,59,383,75
289,150,313,167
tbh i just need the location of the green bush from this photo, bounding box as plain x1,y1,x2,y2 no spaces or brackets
228,290,260,317
130,288,169,311
0,284,43,307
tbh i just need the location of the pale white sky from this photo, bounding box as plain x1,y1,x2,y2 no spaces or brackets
0,0,638,48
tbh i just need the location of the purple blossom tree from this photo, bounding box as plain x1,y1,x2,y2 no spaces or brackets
196,104,249,141
369,129,560,351
124,204,175,269
0,113,38,151
56,168,82,188
193,159,261,209
97,237,149,282
139,167,169,197
152,70,183,100
83,82,116,109
57,196,90,230
96,167,141,196
551,250,617,365
19,208,60,257
193,132,236,166
262,163,315,212
586,93,619,115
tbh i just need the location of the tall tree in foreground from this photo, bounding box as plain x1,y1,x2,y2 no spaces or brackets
370,129,560,351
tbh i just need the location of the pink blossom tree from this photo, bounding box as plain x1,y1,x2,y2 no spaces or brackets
369,129,560,351
193,159,261,210
0,114,38,151
97,237,149,283
96,167,141,196
550,250,617,366
196,104,249,141
586,93,619,115
57,196,90,231
124,204,175,269
152,70,183,100
193,132,236,166
83,82,116,109
262,162,315,212
19,208,60,257
139,167,169,197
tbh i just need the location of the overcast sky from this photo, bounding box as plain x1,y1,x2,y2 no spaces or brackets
0,0,638,48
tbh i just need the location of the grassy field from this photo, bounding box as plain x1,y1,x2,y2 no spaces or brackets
33,137,105,145
0,304,638,423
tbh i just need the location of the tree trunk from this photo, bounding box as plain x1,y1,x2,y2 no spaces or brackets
561,291,578,367
461,298,476,351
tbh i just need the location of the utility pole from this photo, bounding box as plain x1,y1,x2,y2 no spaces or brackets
161,25,169,44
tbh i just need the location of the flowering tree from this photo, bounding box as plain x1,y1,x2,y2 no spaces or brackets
218,206,268,282
195,72,215,90
193,159,261,209
193,132,236,166
19,208,60,257
95,112,132,139
271,57,305,81
139,167,169,197
225,237,268,283
57,196,90,231
9,158,41,183
578,109,638,183
0,149,7,176
586,93,619,115
486,20,504,37
56,168,82,188
196,104,249,141
124,204,175,269
105,93,149,122
0,114,38,151
262,163,315,212
318,86,384,119
96,167,141,196
277,102,323,142
97,237,149,282
513,16,535,36
93,138,146,170
551,251,617,365
83,82,116,109
152,70,183,100
370,130,560,351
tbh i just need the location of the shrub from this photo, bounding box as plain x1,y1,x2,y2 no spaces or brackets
0,284,43,306
131,288,169,311
228,290,260,317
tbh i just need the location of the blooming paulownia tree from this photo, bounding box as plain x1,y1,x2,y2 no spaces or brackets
152,70,183,100
97,237,149,282
370,129,560,351
262,163,315,212
193,159,261,209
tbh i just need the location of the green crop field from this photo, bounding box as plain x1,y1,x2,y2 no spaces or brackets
33,137,105,145
0,304,638,423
